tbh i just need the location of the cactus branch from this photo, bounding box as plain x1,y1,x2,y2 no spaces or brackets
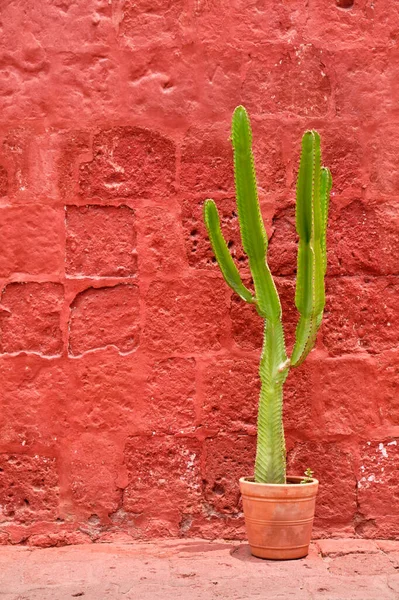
231,106,281,322
291,132,332,367
320,167,332,274
204,199,255,303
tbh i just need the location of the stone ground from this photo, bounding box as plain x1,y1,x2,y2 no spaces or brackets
0,538,399,600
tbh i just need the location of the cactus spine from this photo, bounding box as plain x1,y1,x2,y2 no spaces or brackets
204,106,331,484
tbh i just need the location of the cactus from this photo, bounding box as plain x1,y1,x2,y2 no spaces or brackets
204,106,332,484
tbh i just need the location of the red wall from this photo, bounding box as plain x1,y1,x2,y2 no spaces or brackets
0,0,398,547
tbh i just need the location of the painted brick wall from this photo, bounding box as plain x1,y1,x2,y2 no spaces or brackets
0,0,398,546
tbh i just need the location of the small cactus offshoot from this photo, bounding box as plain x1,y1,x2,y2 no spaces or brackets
204,106,332,484
300,468,315,484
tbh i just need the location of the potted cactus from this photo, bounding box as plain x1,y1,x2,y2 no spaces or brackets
203,106,332,560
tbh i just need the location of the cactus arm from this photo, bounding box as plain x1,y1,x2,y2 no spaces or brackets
291,132,331,367
231,106,281,322
320,167,332,273
203,199,255,303
255,320,289,484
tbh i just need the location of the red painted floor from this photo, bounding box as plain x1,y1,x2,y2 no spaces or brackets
0,538,398,599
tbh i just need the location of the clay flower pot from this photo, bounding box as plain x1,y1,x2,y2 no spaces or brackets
239,476,319,560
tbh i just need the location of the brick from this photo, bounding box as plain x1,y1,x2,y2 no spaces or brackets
0,283,64,355
143,275,228,354
118,0,200,122
354,516,399,540
328,199,399,276
27,531,91,548
51,53,123,123
357,439,399,521
2,130,61,202
323,276,399,356
276,277,299,353
305,3,380,49
376,350,399,426
123,436,201,534
2,129,31,200
371,0,399,38
203,436,256,514
314,356,381,436
23,132,61,200
0,454,59,523
123,44,199,125
193,0,307,46
0,354,68,452
0,1,114,55
230,295,263,351
182,197,248,271
268,206,297,276
334,50,393,122
180,126,234,196
139,206,187,275
0,165,8,196
60,433,123,518
79,127,176,200
142,358,196,433
66,205,137,277
244,44,331,118
0,206,64,278
250,119,288,195
58,131,90,200
318,124,363,196
198,44,246,119
0,3,117,122
288,442,357,528
355,517,399,540
63,348,146,433
0,42,50,121
202,358,259,433
283,360,314,432
185,514,246,541
369,125,399,196
69,284,140,355
120,0,184,44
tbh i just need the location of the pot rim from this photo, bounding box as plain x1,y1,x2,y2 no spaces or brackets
239,475,319,487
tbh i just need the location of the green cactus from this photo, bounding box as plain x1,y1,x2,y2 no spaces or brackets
204,106,331,484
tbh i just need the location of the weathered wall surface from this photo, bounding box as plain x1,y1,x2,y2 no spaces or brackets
0,0,398,547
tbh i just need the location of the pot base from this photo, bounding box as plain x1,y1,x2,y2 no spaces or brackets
248,544,311,561
240,476,319,561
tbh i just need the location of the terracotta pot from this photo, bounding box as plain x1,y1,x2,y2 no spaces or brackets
239,476,319,560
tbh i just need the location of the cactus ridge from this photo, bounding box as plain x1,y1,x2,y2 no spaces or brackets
203,106,331,483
